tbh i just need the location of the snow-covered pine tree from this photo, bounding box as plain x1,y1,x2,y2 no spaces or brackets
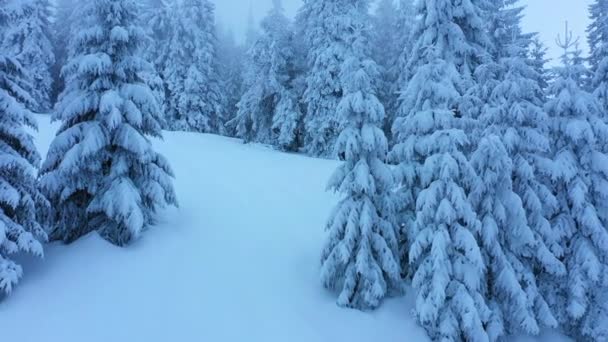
371,0,415,140
297,0,351,157
392,0,494,339
371,0,398,135
142,0,175,122
529,36,551,92
544,26,608,341
144,0,175,57
388,0,416,140
371,0,398,75
290,0,313,132
142,2,174,66
470,133,563,340
320,0,401,310
588,0,608,76
50,0,81,103
588,0,608,122
467,2,566,339
40,0,177,246
216,26,244,135
164,0,225,133
229,0,301,151
2,0,55,112
0,4,49,295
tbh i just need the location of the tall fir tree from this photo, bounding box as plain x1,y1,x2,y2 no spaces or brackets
320,0,401,310
2,0,55,111
468,1,566,338
229,0,301,151
40,0,177,246
371,0,415,141
588,0,608,77
528,36,551,92
371,0,398,135
142,0,176,128
544,26,608,341
50,0,81,103
297,0,352,157
392,0,495,339
216,26,245,135
588,0,608,123
164,0,225,133
389,0,416,139
0,2,49,296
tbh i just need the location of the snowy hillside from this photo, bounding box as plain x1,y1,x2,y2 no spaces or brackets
0,116,570,342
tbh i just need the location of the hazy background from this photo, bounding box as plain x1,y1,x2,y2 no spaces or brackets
213,0,593,63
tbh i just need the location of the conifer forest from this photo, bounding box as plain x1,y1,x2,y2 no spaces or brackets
1,0,608,341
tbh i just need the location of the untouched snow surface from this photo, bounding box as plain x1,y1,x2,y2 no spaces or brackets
0,115,570,342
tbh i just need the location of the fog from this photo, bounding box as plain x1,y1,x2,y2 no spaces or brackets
213,0,592,63
521,0,592,62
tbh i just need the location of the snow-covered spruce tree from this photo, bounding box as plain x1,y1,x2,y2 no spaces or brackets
216,26,244,135
388,0,416,137
229,0,301,151
588,0,608,122
320,0,401,310
588,0,608,76
0,6,49,298
163,0,224,133
466,2,567,339
391,0,495,339
469,136,563,340
371,0,415,140
50,0,83,103
141,0,176,128
297,0,351,157
371,0,398,135
544,28,608,341
371,0,399,78
39,0,177,246
2,0,55,112
528,36,551,92
459,0,512,126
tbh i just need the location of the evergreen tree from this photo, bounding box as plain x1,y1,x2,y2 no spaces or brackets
0,3,49,296
40,0,177,246
2,0,55,111
588,0,608,77
529,36,551,91
164,0,225,133
216,26,245,135
140,0,176,129
544,27,608,341
143,0,176,62
229,0,301,151
392,0,494,339
389,0,416,136
371,0,398,132
50,0,80,102
320,0,401,310
588,0,608,122
467,2,566,338
297,0,351,157
371,0,415,140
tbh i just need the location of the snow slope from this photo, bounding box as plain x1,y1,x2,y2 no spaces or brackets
0,115,570,342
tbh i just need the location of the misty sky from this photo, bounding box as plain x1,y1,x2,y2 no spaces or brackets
212,0,593,63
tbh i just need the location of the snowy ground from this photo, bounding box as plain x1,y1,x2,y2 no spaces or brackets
0,115,570,342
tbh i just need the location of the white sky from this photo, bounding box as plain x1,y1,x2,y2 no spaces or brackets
212,0,593,63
